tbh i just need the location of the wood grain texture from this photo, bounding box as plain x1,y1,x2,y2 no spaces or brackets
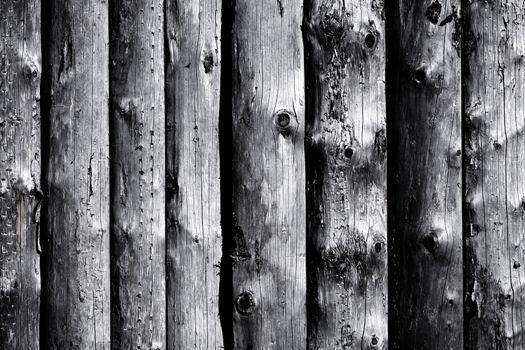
386,0,463,348
463,1,525,348
43,0,110,348
109,0,165,349
304,0,387,349
229,0,307,348
165,0,223,348
0,0,41,348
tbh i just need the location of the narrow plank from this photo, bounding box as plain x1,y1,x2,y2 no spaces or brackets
386,0,463,348
463,1,525,348
303,1,387,349
165,0,223,348
43,0,110,348
0,0,41,348
109,0,166,348
229,0,307,348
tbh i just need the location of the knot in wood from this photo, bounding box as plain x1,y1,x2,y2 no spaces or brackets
344,147,354,159
370,335,380,347
422,232,439,254
365,33,376,48
414,67,427,85
235,291,256,316
273,109,296,136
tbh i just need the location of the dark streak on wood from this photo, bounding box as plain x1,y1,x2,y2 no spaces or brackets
386,0,463,348
0,0,41,348
304,0,387,349
43,0,110,348
109,0,166,348
166,0,223,348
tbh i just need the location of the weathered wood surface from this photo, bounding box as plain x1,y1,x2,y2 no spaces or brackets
464,1,525,348
229,0,307,348
0,0,41,348
43,0,110,348
386,0,463,348
304,0,387,349
109,0,166,348
165,0,223,348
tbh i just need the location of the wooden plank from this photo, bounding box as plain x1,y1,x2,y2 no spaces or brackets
0,0,41,348
43,0,110,348
463,1,525,348
165,0,223,349
303,1,387,349
386,0,463,348
109,0,166,348
229,0,306,348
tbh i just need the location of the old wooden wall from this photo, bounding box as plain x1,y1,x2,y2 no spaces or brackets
0,0,524,349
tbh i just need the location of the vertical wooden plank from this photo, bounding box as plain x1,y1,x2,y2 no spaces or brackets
229,0,306,348
303,1,387,349
109,0,165,348
0,0,40,348
165,0,223,349
386,0,463,348
464,1,525,348
43,0,110,348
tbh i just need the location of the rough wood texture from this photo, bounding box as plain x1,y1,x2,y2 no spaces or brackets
43,0,110,348
464,1,525,348
0,0,41,348
229,0,307,348
165,0,223,348
386,0,463,348
304,1,387,349
109,0,166,349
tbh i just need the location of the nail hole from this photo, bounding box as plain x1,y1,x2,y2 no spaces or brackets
374,242,382,253
365,33,376,48
414,68,427,84
235,291,256,316
344,147,353,159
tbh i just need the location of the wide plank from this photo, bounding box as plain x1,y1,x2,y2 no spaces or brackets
304,0,387,348
165,0,223,348
386,0,463,348
109,0,166,348
229,0,307,348
0,0,41,348
43,0,111,348
464,1,525,348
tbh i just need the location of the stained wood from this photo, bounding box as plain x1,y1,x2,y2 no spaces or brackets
165,0,223,348
43,0,110,348
386,0,463,348
463,1,525,348
304,1,387,349
0,0,41,348
109,0,166,348
229,0,307,348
